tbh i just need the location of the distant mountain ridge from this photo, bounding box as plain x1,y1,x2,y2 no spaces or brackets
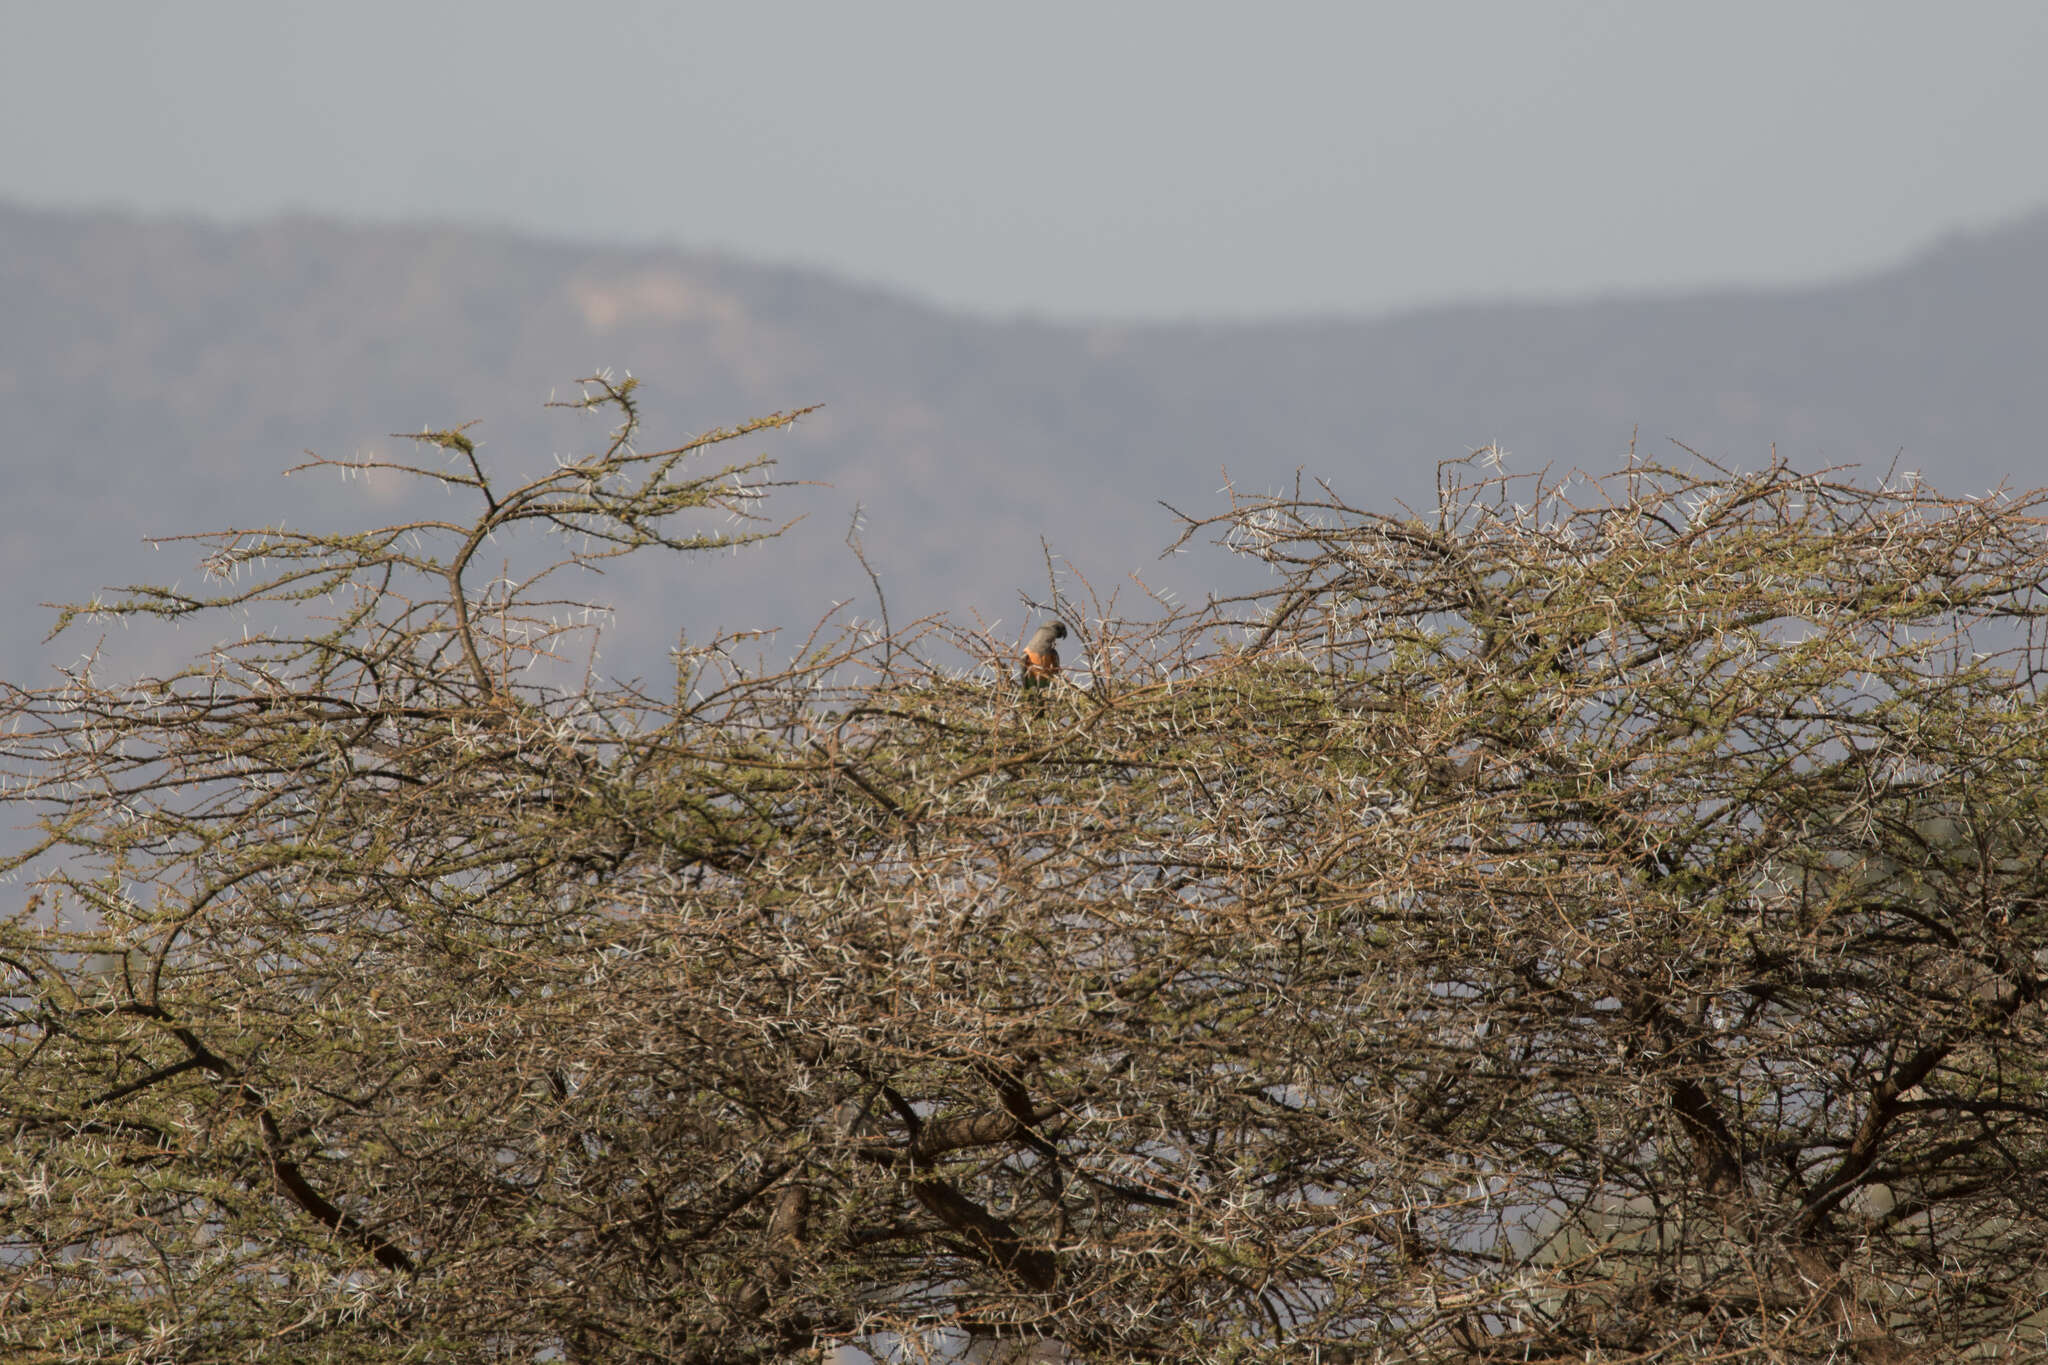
3,199,2044,679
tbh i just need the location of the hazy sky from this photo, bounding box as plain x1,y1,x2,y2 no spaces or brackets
6,2,2047,320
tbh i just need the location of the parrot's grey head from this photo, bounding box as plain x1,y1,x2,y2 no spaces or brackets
1030,621,1067,648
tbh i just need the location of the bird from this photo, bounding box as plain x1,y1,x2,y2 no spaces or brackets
1019,621,1067,690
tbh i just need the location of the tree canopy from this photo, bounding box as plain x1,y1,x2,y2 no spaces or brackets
6,381,2048,1364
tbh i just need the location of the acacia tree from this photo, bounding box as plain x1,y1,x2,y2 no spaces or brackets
5,381,2048,1364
